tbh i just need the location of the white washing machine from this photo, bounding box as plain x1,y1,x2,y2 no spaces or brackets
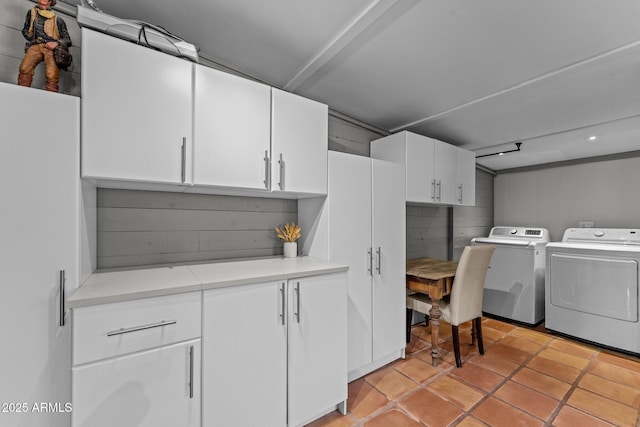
472,226,550,325
546,228,640,354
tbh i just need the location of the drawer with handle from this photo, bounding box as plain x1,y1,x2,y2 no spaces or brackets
72,291,201,365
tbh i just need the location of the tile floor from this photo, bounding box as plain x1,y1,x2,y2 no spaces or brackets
306,318,640,427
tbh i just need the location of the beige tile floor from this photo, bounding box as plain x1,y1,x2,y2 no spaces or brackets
306,318,640,427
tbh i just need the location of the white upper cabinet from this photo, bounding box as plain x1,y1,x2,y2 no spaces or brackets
193,65,272,190
271,88,328,196
371,131,476,206
81,29,193,185
434,139,458,204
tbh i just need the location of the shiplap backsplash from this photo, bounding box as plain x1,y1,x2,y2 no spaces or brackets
97,189,297,268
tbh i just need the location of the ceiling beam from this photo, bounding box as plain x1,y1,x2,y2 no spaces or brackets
283,0,409,92
391,37,640,133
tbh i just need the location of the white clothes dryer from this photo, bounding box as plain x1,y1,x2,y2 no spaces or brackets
546,228,640,354
472,226,550,325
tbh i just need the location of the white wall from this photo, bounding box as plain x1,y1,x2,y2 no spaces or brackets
495,155,640,241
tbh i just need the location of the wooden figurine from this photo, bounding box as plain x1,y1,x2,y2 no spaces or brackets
17,0,72,92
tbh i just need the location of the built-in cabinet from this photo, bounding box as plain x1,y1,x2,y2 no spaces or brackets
193,65,272,190
71,292,202,427
81,29,193,185
271,88,328,195
81,29,328,196
203,273,347,426
327,152,406,379
371,131,476,206
0,83,82,427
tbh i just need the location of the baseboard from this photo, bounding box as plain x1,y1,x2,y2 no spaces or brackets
347,348,405,382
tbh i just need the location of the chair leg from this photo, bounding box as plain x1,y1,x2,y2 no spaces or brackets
471,321,476,345
475,317,484,355
406,308,413,343
452,325,462,368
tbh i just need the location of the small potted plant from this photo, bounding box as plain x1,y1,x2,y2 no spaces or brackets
275,223,301,258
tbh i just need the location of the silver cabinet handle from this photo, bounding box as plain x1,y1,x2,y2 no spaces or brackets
278,153,285,190
59,270,66,327
180,137,187,183
280,283,286,325
367,248,373,276
458,184,463,203
188,345,194,399
431,179,436,201
294,282,300,323
263,150,271,189
107,320,177,336
437,180,442,201
376,247,381,274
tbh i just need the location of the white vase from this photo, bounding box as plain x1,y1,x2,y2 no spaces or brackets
283,241,297,258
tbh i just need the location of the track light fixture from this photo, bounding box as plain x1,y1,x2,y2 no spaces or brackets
476,142,522,158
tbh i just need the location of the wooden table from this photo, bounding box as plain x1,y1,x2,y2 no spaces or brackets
406,257,458,366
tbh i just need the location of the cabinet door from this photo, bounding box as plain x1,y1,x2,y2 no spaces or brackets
193,66,272,190
456,148,476,206
328,152,373,372
405,133,436,203
271,88,328,195
202,282,287,427
288,273,347,427
0,83,78,427
372,160,406,360
434,140,458,204
72,340,201,427
81,29,192,184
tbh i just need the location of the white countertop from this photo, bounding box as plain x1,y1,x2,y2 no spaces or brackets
69,256,348,308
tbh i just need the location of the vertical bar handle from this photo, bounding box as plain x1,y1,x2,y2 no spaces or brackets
376,247,381,274
180,137,187,183
431,179,436,201
59,270,66,327
436,180,442,201
278,153,285,190
458,184,463,203
263,150,271,189
280,283,286,325
188,345,194,398
367,248,373,276
294,282,300,323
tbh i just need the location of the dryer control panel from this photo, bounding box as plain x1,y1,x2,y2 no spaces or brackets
562,228,640,245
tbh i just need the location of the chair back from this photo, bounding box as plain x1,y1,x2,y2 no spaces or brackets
448,245,495,325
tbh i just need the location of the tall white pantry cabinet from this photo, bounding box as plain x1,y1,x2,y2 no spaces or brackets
0,83,93,427
303,151,406,379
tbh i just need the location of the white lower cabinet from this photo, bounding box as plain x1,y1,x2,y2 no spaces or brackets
203,273,347,427
72,340,201,427
71,292,201,427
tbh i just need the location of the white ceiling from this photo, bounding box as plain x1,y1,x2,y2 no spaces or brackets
73,0,640,171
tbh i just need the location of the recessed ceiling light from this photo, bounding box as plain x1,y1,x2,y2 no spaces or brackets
587,135,598,141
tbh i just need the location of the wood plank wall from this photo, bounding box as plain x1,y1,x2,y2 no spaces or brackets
97,189,298,268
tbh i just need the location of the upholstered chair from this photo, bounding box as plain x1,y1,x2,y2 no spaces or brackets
407,245,495,367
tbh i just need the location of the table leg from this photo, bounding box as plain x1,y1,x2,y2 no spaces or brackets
429,298,441,366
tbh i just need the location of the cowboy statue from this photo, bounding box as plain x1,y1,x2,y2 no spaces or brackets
18,0,72,92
